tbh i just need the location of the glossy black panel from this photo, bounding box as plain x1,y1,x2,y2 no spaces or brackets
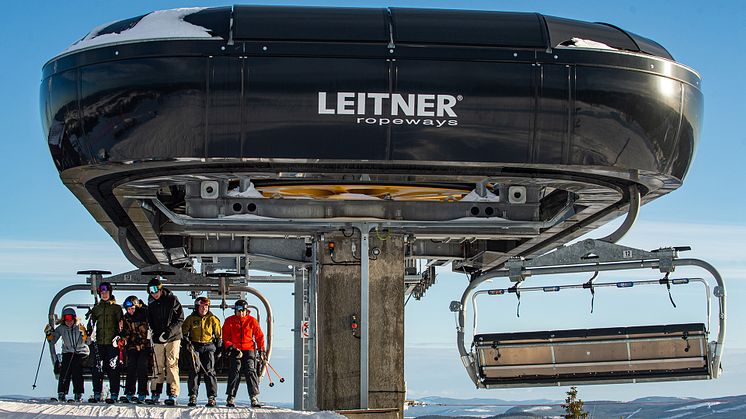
207,57,242,158
242,57,389,159
79,58,207,162
572,67,685,173
392,9,546,47
391,60,533,163
674,84,703,179
233,6,388,42
183,7,231,39
626,31,674,60
45,70,90,171
535,65,570,164
545,16,638,51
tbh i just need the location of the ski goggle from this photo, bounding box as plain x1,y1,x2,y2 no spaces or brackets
148,285,160,294
123,300,136,308
98,284,110,292
196,298,210,307
62,314,74,322
234,304,247,312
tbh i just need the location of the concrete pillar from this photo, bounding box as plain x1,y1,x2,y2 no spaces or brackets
316,230,405,412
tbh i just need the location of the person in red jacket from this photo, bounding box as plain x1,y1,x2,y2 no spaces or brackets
222,299,265,408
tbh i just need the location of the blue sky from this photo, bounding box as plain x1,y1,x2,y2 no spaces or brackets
0,0,744,403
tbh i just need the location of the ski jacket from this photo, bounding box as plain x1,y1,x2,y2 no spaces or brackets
90,297,122,344
182,311,222,344
122,304,150,351
50,321,90,356
147,288,184,343
223,314,264,351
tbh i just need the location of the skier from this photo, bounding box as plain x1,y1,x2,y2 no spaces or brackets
223,299,265,408
146,276,184,406
88,282,123,403
182,296,222,407
45,307,90,402
117,295,150,403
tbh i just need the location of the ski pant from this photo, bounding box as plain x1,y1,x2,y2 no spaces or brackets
226,349,259,398
58,352,84,395
187,342,217,398
152,340,180,396
125,348,150,397
92,343,120,396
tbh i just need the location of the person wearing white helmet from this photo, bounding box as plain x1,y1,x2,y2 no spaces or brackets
182,296,222,407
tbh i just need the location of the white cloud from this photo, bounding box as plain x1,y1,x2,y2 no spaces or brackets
0,239,134,278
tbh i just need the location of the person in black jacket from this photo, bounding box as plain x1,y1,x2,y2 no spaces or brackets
145,276,184,405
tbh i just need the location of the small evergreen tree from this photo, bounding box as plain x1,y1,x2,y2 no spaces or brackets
562,386,589,418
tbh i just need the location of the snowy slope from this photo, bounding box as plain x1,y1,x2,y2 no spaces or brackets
0,398,344,418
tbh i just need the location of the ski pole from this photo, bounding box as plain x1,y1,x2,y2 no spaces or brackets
266,361,285,383
264,359,275,387
32,337,47,389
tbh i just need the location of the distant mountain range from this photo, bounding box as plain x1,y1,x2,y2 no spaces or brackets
405,395,746,418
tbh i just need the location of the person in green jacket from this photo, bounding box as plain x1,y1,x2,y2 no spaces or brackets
182,296,222,407
88,281,123,403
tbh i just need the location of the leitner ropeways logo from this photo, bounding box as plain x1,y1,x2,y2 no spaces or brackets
318,92,462,127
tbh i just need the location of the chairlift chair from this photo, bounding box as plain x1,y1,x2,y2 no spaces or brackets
47,266,274,382
453,239,726,388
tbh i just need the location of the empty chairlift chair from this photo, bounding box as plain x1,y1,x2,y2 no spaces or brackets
453,239,726,388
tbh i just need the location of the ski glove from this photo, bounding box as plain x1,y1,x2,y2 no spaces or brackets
157,332,168,343
44,324,53,334
112,336,126,347
226,345,242,359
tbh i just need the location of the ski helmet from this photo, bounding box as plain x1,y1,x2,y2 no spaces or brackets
147,276,163,294
97,281,113,295
194,297,211,310
123,295,140,309
61,307,76,322
234,299,249,312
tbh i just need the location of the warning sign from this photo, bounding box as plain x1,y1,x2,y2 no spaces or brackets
301,321,310,339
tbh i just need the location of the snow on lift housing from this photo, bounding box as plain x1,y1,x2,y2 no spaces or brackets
47,269,275,382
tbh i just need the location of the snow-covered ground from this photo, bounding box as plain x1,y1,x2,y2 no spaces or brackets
0,398,343,418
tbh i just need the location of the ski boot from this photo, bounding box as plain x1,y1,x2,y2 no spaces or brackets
73,394,83,403
206,396,216,407
226,396,236,407
88,393,102,403
251,395,262,408
145,393,160,405
164,394,177,406
188,395,197,407
105,393,118,404
136,394,147,404
55,392,66,402
119,394,131,403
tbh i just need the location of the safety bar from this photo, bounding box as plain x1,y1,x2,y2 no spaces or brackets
471,277,711,340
